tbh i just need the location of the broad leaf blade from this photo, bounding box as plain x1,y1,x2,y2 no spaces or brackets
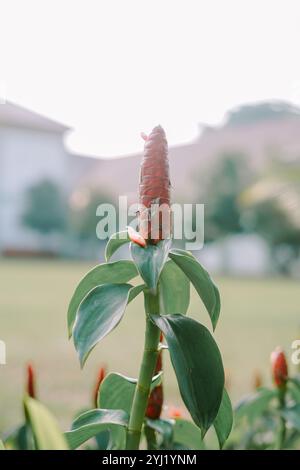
65,409,128,450
98,372,162,413
169,249,220,329
151,314,224,435
68,260,138,337
130,239,171,292
74,283,143,366
159,259,190,314
213,389,233,449
24,396,68,450
105,231,130,261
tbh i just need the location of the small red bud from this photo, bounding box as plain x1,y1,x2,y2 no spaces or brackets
253,370,263,390
271,348,288,388
146,385,163,419
93,366,106,408
128,226,147,248
26,363,36,399
146,345,164,420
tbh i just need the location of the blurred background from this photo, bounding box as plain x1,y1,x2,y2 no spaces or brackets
0,0,299,432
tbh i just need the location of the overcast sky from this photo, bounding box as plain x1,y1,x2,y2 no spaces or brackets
1,0,300,157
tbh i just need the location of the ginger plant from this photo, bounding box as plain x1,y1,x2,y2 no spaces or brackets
66,126,233,450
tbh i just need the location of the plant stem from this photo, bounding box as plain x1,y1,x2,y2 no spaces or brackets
277,388,286,450
126,291,161,450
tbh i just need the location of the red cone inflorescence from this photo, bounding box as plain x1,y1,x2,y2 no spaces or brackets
146,333,164,419
138,126,171,244
271,347,288,389
93,366,106,408
26,363,36,399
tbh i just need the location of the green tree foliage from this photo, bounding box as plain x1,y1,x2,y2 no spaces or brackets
22,179,66,235
70,191,116,242
198,153,253,241
225,101,300,127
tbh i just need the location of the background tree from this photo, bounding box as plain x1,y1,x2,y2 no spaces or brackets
22,179,66,235
69,190,116,242
198,152,253,242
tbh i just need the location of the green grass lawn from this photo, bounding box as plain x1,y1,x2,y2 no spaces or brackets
0,258,299,433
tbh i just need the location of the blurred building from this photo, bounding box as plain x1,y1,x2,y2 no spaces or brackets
0,102,96,254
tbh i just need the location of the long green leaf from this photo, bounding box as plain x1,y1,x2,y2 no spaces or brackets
24,396,68,450
65,409,128,450
105,231,130,261
213,389,233,449
74,284,144,366
68,260,138,337
130,239,171,292
169,249,220,329
151,314,224,436
0,440,5,450
159,259,190,314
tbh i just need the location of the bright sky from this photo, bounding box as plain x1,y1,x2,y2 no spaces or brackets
1,0,300,157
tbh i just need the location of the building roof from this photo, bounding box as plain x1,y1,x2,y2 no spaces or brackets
0,101,70,133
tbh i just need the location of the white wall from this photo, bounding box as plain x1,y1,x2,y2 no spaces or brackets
0,125,69,250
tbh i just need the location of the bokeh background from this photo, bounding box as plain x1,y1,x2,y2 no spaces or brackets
0,0,300,433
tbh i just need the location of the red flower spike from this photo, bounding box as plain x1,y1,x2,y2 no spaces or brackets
93,366,106,408
271,347,288,389
27,363,36,399
128,226,146,248
139,126,171,243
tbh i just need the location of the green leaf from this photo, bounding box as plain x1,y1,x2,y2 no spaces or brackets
213,389,233,449
105,231,130,262
74,283,144,366
98,372,161,450
0,440,5,450
65,409,129,450
3,423,34,450
281,404,300,431
145,418,174,447
288,378,300,402
159,259,190,314
98,372,162,413
173,419,205,450
130,239,171,292
169,249,220,329
68,260,138,337
151,313,224,436
24,396,68,450
235,388,277,423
